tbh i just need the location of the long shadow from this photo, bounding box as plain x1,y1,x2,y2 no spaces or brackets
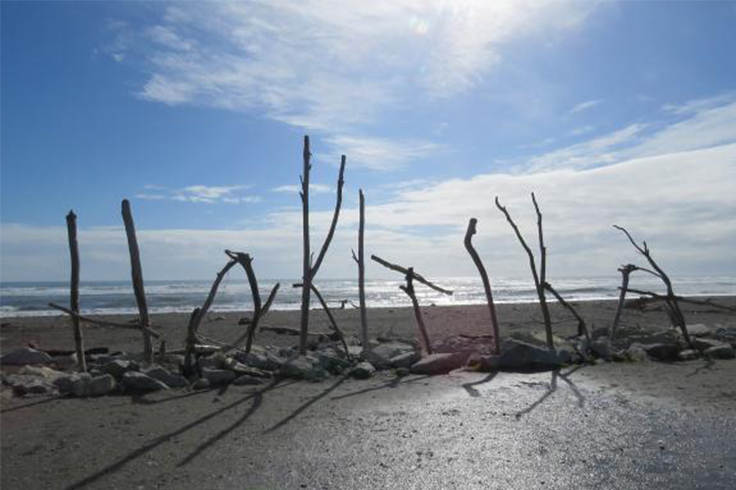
557,366,585,408
131,386,221,406
62,379,291,490
263,375,349,434
515,370,559,419
0,394,63,413
330,374,432,401
686,358,715,377
462,372,498,398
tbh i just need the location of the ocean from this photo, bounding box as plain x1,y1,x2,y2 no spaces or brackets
2,275,736,318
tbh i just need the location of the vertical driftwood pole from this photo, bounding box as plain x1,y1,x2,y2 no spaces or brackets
299,136,312,354
531,193,554,350
400,268,432,355
464,218,501,355
66,210,86,372
357,189,369,351
610,264,635,339
121,199,154,363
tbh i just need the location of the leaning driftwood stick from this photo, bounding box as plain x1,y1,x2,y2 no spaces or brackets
371,255,454,295
48,303,160,338
610,264,636,339
311,155,346,277
357,189,369,351
400,268,432,355
66,211,86,372
294,283,351,360
464,218,501,354
543,282,589,341
121,199,154,363
190,258,237,334
613,225,693,348
495,195,554,350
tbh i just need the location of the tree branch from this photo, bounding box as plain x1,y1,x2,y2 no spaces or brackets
371,254,453,295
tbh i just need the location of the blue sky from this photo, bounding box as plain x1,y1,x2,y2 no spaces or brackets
2,0,736,281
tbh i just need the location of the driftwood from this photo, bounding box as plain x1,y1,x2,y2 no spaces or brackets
299,136,347,354
65,211,86,372
614,225,694,348
226,250,280,352
184,308,201,377
495,194,554,350
543,282,589,341
610,264,636,339
370,255,454,296
293,282,351,360
399,268,433,354
354,189,369,350
48,303,160,338
463,218,501,354
623,289,736,311
121,199,154,363
261,326,332,338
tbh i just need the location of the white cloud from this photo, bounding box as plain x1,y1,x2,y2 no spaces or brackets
272,184,332,194
322,135,441,171
569,99,602,114
135,185,259,205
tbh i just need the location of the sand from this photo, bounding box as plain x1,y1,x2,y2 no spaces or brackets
2,298,736,489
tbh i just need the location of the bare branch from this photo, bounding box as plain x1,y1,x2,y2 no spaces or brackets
371,254,453,295
544,282,589,341
48,303,160,339
311,155,346,277
399,268,432,354
610,264,636,339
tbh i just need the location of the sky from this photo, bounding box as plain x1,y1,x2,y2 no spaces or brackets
1,0,736,282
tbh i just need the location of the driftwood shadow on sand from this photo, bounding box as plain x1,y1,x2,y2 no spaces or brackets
514,366,586,419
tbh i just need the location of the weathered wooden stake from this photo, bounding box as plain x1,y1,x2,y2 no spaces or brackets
610,264,636,339
464,218,501,355
121,199,154,363
357,189,369,351
66,210,86,372
400,268,433,355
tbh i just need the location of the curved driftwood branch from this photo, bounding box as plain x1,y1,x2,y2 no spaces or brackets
66,210,86,372
543,282,589,341
293,283,351,360
371,254,453,296
311,155,346,277
463,218,500,354
399,268,432,355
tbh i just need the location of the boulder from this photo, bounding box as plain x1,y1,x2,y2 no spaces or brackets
201,368,236,386
1,348,52,366
389,351,421,369
235,352,283,371
359,350,391,370
315,350,351,373
590,339,612,359
410,352,468,375
351,362,376,379
101,359,139,379
704,345,735,360
142,366,188,389
624,344,649,362
678,349,699,362
497,339,564,371
372,341,416,360
232,374,265,386
684,323,711,337
121,371,169,392
73,374,116,397
691,338,726,352
642,343,680,362
192,378,211,390
280,356,328,381
3,373,54,395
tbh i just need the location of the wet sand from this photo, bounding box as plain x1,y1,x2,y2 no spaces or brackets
2,298,736,489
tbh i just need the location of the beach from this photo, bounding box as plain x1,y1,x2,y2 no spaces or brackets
2,298,736,489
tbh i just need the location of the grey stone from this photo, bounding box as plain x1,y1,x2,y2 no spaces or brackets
235,352,283,371
280,356,329,381
1,348,52,366
642,343,680,362
678,349,699,362
232,375,264,386
410,352,468,375
389,351,421,369
201,368,236,385
73,374,116,397
101,359,139,379
691,337,727,352
372,341,416,360
395,367,411,377
590,339,612,359
315,350,351,373
498,339,564,371
54,372,88,394
121,371,169,392
352,362,376,379
3,373,54,395
142,366,188,389
685,323,712,337
624,344,649,362
192,378,211,390
704,345,735,360
359,350,391,370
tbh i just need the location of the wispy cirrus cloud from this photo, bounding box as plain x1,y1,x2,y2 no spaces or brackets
271,184,332,194
137,185,261,204
569,99,603,114
321,135,442,171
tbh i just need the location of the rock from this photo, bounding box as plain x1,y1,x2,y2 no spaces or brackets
235,352,283,371
232,374,264,386
389,351,421,369
497,339,564,371
315,350,351,373
280,356,329,381
351,362,376,379
18,365,66,381
54,372,88,394
642,343,680,362
201,368,236,386
3,373,54,395
73,374,116,397
142,365,188,389
395,367,411,377
685,323,711,337
591,327,609,340
691,337,726,352
121,371,169,392
590,339,612,359
635,330,680,346
192,378,211,390
678,349,699,362
556,348,573,365
101,359,139,379
624,344,649,362
359,350,391,370
372,341,416,360
704,345,736,360
410,353,468,375
1,347,52,366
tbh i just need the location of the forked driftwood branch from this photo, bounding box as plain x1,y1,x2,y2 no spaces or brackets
613,225,694,348
463,218,501,354
299,135,347,354
370,255,454,296
495,194,554,350
65,210,86,372
121,199,154,363
399,268,433,354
